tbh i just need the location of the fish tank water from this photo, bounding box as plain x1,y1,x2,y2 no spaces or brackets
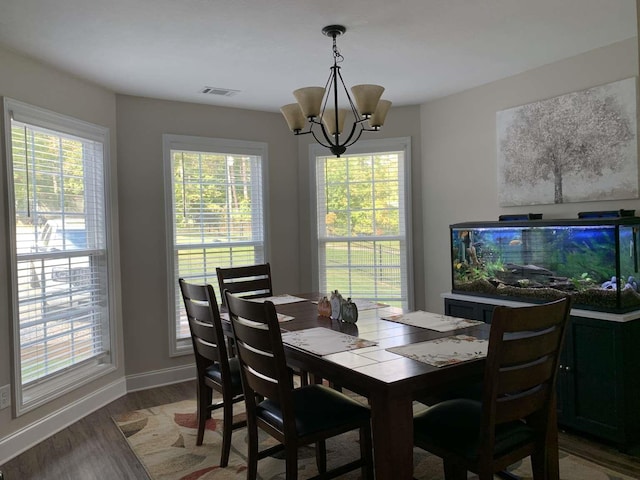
450,216,640,313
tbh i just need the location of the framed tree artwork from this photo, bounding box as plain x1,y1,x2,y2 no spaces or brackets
497,77,638,206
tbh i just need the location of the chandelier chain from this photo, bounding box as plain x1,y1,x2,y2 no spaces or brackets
332,36,344,65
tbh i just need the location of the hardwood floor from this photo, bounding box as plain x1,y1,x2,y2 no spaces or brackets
0,381,197,480
558,427,640,479
1,380,639,479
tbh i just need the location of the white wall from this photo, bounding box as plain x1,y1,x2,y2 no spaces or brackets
115,95,299,377
420,37,639,312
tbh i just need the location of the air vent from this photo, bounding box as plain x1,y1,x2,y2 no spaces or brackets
200,86,240,97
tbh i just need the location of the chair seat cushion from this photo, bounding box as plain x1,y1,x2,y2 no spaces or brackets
205,357,243,395
257,384,370,437
413,398,535,462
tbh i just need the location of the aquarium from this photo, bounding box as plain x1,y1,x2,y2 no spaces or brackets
450,216,640,313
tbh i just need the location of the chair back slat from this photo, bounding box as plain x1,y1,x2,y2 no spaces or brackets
187,302,218,328
224,279,272,297
180,279,211,302
241,362,281,400
500,305,567,332
217,263,273,305
500,328,562,365
481,297,571,452
191,320,223,363
496,356,556,396
230,314,276,353
495,384,550,424
234,335,280,382
179,279,229,370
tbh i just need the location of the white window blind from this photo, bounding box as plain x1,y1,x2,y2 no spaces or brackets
4,98,113,414
313,139,412,309
164,135,267,354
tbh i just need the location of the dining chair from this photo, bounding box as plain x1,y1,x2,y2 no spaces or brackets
224,290,374,480
216,263,273,306
179,279,246,467
413,297,571,480
218,262,310,386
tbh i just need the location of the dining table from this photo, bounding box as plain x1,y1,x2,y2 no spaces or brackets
224,293,560,480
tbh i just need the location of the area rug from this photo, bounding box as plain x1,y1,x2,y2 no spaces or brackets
113,399,634,480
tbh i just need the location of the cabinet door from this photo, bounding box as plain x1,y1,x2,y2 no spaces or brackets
444,299,480,320
479,305,495,324
444,299,495,323
555,326,573,423
563,317,622,441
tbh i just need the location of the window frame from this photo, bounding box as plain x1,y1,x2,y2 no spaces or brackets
309,137,414,310
3,97,116,415
163,134,269,356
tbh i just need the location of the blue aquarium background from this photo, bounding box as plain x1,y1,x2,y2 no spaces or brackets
451,221,640,312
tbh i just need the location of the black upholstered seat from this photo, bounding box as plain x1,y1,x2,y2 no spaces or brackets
414,398,535,462
257,384,371,437
204,356,242,390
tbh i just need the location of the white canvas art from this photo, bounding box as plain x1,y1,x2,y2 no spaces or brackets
497,77,638,206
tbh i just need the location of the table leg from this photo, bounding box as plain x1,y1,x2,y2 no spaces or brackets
369,392,414,480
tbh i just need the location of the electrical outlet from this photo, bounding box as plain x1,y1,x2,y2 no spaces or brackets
0,384,10,410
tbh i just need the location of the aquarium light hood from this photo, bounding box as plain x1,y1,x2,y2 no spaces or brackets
578,209,635,219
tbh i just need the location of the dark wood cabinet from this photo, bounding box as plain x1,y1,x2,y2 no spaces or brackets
444,295,640,449
444,297,496,323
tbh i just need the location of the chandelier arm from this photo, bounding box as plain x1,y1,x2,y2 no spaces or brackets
293,129,314,137
334,119,360,149
344,126,365,148
317,117,341,148
310,129,332,149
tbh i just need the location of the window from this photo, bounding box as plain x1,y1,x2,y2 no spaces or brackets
163,135,268,354
312,138,412,309
3,98,114,414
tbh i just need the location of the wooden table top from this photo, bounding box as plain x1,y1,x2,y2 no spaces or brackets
271,293,490,399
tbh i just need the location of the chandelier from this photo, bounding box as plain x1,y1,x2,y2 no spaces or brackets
280,25,392,157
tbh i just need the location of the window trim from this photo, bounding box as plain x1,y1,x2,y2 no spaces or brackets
3,97,117,415
309,137,414,309
162,134,269,356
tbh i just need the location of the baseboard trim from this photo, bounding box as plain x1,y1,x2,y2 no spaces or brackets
125,363,196,392
0,378,127,465
0,365,197,465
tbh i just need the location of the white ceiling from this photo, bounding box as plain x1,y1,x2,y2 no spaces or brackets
0,0,636,113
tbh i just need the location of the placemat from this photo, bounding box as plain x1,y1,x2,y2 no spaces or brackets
248,294,309,305
383,310,483,332
282,327,377,356
220,311,294,323
387,334,488,367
